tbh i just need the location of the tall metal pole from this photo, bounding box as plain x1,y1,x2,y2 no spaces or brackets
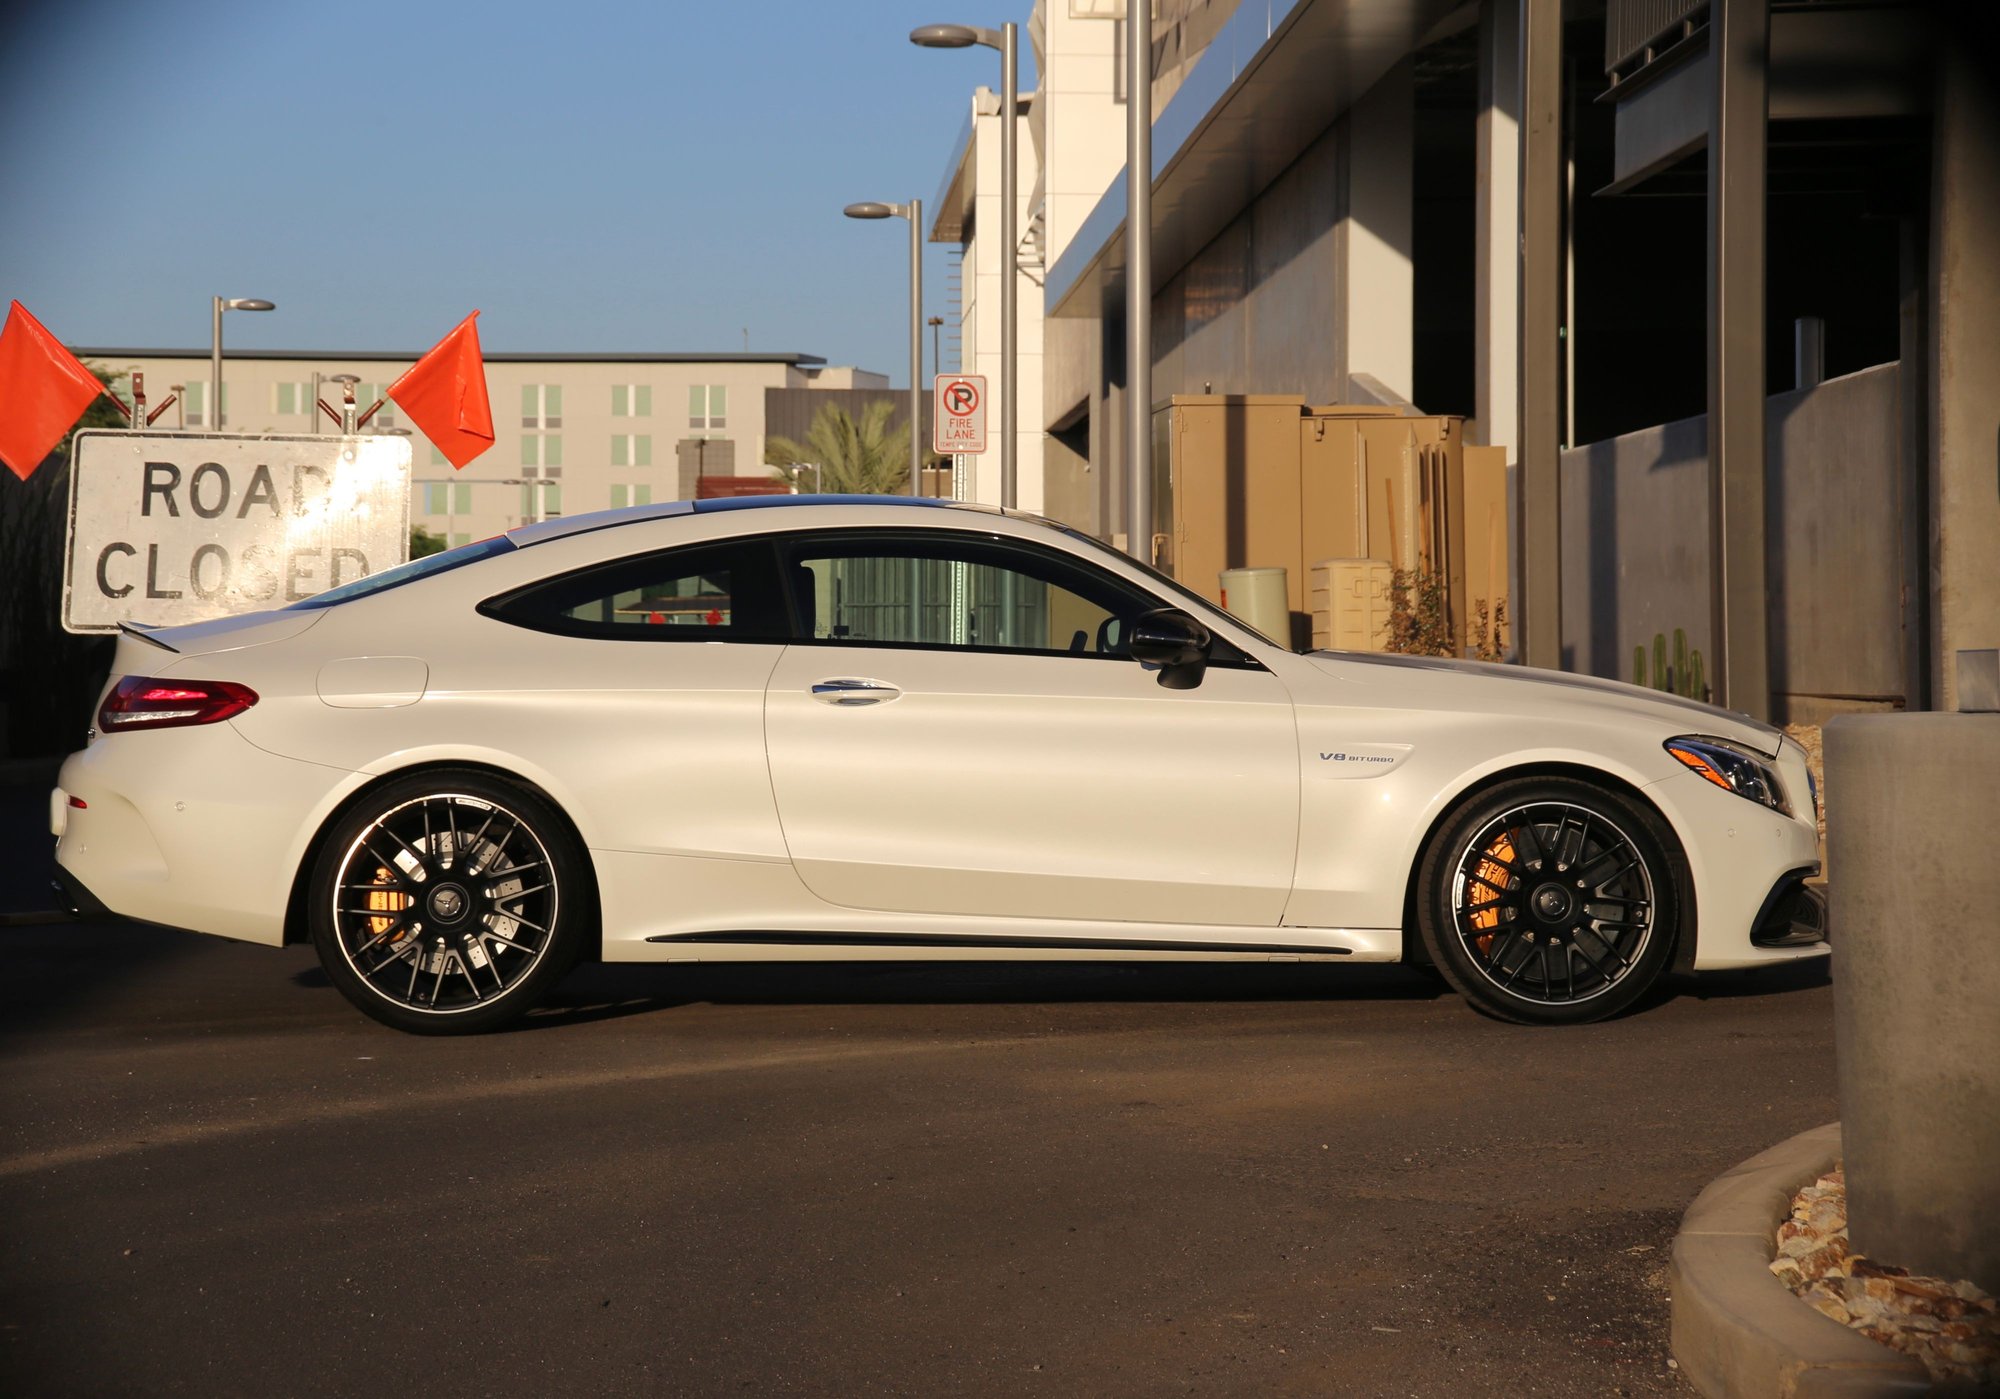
1706,0,1771,716
910,197,925,497
1125,6,1152,562
1516,0,1563,668
210,296,224,431
1000,21,1018,509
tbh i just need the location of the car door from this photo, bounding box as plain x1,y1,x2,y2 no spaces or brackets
469,535,793,863
762,527,1300,929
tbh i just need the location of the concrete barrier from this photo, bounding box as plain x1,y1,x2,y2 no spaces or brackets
1826,713,2000,1292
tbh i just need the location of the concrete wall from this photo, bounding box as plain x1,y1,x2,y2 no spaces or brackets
1929,48,2000,711
1150,118,1346,403
1560,362,1909,715
1828,713,2000,1293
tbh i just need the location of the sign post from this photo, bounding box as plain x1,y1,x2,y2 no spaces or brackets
62,430,412,633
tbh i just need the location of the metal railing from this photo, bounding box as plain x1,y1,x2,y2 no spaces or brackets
1605,0,1707,74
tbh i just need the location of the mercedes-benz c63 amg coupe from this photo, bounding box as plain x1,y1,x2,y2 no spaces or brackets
52,497,1827,1033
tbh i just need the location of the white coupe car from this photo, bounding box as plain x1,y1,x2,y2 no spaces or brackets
51,497,1827,1033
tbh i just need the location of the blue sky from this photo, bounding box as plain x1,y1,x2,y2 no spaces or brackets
0,0,1035,384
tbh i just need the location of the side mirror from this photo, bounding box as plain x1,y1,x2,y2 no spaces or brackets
1127,608,1212,689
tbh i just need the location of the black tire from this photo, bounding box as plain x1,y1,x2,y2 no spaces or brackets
1414,776,1684,1025
308,768,593,1034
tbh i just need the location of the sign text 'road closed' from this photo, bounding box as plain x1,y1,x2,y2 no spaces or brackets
62,431,412,633
933,374,987,455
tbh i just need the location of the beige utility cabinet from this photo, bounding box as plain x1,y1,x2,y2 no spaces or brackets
1152,396,1510,654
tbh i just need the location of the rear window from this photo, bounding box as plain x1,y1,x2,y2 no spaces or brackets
478,539,792,642
285,535,517,610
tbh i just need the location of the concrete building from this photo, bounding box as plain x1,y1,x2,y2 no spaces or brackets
929,1,1233,514
1004,0,1999,720
69,349,887,544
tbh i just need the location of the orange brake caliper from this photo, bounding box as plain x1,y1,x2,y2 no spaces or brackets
366,867,412,943
1466,833,1517,956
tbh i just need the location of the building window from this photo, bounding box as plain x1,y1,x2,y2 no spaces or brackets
431,445,449,467
273,382,312,416
609,484,653,509
520,482,563,518
183,381,224,428
610,433,652,468
522,384,563,429
520,435,563,470
688,384,727,432
422,483,472,515
612,384,652,417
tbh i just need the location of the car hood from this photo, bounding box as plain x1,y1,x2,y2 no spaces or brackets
1304,650,1786,757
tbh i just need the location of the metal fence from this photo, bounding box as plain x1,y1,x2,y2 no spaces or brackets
1605,0,1707,73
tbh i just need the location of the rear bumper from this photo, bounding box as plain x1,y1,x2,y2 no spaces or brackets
50,864,114,920
53,724,361,946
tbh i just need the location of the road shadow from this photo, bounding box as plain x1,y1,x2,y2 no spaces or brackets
1619,957,1832,1020
509,959,1452,1031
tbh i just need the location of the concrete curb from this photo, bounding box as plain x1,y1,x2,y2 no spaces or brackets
1670,1121,1931,1398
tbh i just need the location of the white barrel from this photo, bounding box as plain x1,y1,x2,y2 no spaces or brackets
1218,566,1289,643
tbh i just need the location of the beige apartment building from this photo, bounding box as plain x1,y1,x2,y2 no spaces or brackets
69,349,886,545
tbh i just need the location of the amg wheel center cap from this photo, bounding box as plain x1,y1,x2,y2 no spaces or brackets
1532,884,1575,923
428,884,471,924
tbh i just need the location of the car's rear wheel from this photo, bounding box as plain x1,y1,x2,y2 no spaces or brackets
1415,776,1682,1025
308,769,591,1034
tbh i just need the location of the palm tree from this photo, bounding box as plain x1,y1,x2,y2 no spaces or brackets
765,401,914,495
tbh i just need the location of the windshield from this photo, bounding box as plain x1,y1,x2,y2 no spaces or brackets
286,535,518,610
1044,521,1294,652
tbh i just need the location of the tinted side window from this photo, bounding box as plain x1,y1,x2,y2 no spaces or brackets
480,539,792,642
777,530,1252,664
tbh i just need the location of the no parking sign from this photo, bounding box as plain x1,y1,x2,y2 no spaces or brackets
933,374,987,455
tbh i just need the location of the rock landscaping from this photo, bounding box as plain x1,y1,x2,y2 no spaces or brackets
1770,1165,2000,1387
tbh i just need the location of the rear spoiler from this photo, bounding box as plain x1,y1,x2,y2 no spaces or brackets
117,621,180,654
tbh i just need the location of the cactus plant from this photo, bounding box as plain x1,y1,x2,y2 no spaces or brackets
1633,628,1708,701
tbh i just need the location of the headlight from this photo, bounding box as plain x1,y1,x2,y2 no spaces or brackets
1665,736,1791,815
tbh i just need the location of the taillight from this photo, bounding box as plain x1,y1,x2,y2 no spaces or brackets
98,677,259,732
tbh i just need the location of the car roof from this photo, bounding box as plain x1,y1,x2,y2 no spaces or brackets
506,494,1004,549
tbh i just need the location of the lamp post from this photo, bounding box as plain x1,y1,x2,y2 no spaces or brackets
844,200,924,497
1125,3,1153,563
910,21,1017,509
210,296,274,430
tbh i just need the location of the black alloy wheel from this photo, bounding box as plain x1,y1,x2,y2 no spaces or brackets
308,769,592,1034
1415,776,1683,1025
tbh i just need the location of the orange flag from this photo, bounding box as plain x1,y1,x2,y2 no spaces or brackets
0,301,108,481
387,311,494,469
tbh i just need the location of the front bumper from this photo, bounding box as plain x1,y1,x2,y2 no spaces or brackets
1751,872,1829,949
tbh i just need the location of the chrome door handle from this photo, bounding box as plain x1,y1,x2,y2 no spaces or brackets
810,678,901,706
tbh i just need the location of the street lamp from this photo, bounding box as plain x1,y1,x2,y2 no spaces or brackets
911,20,1017,509
210,296,274,430
845,200,924,497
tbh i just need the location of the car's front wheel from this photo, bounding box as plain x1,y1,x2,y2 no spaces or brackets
308,769,592,1034
1415,776,1683,1025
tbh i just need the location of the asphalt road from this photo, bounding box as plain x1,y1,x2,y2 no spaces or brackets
0,896,1838,1398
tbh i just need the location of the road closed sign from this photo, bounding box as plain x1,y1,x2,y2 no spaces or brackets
933,374,987,455
62,431,413,633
